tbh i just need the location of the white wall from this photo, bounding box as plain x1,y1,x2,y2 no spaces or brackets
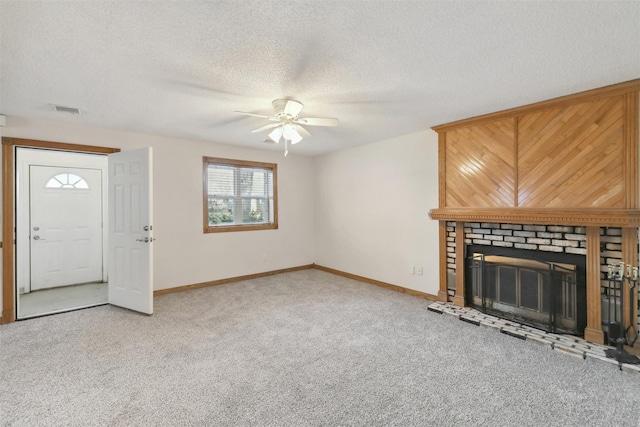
2,117,316,293
314,130,440,295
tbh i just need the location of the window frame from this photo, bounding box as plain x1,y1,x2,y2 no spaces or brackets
203,156,278,233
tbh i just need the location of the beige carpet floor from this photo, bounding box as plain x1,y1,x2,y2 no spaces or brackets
1,269,639,426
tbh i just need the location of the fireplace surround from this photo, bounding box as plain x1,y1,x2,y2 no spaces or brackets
465,244,587,336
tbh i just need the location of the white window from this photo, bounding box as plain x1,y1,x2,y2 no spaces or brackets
203,157,277,233
45,173,89,189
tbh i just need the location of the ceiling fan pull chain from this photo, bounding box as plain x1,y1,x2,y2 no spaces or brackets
284,139,289,157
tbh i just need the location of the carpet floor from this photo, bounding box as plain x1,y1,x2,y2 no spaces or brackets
1,269,639,426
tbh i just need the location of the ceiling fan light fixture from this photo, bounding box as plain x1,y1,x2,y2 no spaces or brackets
283,124,303,144
268,126,284,143
282,124,302,144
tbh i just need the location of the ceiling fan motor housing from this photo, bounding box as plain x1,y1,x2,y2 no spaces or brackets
272,98,303,120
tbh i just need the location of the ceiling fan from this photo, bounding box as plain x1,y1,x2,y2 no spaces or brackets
235,98,338,155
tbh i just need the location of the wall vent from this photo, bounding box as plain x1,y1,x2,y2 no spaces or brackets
53,105,81,114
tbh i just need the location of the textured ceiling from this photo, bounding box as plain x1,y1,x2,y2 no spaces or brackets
1,1,639,156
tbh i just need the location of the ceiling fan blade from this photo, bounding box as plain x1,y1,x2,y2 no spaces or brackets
295,117,339,127
292,124,311,138
251,123,281,133
234,111,276,120
283,99,304,117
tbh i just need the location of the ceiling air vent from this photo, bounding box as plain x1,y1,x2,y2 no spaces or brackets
53,105,81,114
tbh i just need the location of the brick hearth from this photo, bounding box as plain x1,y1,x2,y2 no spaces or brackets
428,301,640,375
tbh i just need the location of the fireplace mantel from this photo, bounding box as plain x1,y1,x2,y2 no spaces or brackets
429,208,640,227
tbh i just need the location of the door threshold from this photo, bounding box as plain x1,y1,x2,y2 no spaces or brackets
17,302,108,321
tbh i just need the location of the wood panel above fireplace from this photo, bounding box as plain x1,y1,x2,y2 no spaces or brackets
433,80,639,212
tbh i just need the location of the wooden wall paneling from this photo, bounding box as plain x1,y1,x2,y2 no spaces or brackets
444,118,516,208
624,91,639,208
438,132,446,208
517,96,626,208
630,93,640,337
437,134,449,301
584,226,605,344
453,221,465,307
513,117,519,207
438,221,449,301
621,228,638,332
433,79,640,133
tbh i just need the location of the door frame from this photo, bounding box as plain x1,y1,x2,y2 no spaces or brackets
2,137,119,324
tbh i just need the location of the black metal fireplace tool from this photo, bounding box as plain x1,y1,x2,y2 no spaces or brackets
603,263,640,364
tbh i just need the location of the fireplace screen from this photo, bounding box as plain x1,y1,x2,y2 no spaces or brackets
466,246,586,336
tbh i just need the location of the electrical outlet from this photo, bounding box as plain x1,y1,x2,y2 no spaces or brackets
417,266,423,275
409,265,415,275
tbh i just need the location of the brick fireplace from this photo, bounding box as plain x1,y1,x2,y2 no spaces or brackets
443,222,639,340
431,215,639,345
429,79,640,345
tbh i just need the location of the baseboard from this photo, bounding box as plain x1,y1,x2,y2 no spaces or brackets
153,264,315,296
312,264,438,301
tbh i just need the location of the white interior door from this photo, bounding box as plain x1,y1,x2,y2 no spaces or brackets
108,147,154,314
30,166,103,290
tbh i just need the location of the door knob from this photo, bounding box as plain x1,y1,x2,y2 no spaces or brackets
135,237,155,243
33,235,44,240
